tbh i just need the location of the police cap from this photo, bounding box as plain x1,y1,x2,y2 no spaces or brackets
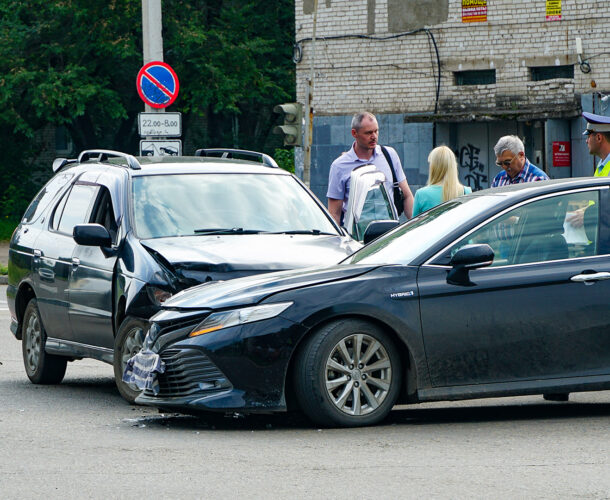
582,111,610,135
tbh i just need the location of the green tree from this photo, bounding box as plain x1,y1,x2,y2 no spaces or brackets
164,0,295,149
0,0,295,218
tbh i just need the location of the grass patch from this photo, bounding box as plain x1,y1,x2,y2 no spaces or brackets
0,217,19,241
0,265,7,275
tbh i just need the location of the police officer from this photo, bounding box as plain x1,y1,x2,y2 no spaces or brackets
543,111,610,404
583,111,610,176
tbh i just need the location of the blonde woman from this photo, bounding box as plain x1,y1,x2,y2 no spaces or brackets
412,145,471,216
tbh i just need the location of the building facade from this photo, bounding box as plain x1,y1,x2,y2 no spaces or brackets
293,0,610,201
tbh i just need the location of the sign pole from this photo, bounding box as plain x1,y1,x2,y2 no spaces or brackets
303,0,318,188
142,0,164,114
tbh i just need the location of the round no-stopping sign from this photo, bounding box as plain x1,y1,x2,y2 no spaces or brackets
136,61,179,108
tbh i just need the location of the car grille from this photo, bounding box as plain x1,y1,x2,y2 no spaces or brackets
144,347,231,398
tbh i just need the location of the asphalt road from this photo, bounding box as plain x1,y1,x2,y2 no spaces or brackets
1,285,609,499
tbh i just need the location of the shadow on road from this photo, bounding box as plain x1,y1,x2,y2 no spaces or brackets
122,399,610,432
387,400,610,426
7,371,610,431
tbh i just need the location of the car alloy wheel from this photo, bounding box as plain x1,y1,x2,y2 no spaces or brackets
295,319,402,427
24,309,42,375
113,316,148,404
325,333,393,416
21,299,67,384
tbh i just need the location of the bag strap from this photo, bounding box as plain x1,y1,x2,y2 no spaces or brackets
380,146,398,184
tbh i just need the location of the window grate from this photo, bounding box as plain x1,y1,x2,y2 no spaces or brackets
530,65,574,81
454,70,496,86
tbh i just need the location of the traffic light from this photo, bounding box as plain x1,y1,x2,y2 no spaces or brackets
273,103,303,146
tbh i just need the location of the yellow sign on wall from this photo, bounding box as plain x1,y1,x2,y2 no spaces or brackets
462,0,487,23
546,0,562,21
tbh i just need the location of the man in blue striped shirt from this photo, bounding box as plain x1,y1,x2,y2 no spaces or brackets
491,135,549,187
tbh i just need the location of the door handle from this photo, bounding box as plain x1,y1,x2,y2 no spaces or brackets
71,257,80,267
570,272,610,283
38,268,54,281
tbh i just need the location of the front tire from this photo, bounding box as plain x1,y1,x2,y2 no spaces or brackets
22,299,67,384
113,316,148,404
294,319,402,427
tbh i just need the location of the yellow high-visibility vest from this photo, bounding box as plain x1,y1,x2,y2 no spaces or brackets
594,158,610,177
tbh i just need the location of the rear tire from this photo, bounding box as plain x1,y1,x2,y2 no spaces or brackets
21,299,67,384
113,316,148,404
294,319,402,427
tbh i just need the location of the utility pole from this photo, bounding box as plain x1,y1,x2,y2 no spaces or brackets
141,0,164,114
303,0,318,187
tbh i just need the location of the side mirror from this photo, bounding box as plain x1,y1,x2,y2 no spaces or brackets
73,223,112,247
447,244,494,286
363,220,399,244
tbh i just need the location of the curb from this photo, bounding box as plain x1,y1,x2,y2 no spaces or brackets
0,275,7,285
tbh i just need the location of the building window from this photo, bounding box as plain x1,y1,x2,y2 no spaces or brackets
454,70,496,86
530,65,574,81
55,126,73,154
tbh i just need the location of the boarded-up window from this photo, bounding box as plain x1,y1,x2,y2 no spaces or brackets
303,0,332,14
388,0,448,32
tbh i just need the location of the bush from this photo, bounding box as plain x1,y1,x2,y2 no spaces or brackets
0,184,31,221
0,216,19,241
273,148,295,173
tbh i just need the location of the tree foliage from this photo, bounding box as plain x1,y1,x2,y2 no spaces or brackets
0,0,295,218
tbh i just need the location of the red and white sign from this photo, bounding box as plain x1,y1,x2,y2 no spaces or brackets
552,141,571,167
136,61,179,109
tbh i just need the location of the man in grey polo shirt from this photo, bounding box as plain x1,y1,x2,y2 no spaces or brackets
326,111,414,225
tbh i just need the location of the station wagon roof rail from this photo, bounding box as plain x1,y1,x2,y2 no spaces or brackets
52,157,79,173
78,149,142,170
195,148,279,168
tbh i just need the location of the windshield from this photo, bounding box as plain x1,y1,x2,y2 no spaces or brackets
131,173,338,238
346,194,503,265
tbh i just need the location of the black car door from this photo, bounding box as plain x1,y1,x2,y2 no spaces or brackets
33,183,97,340
417,187,610,387
68,185,120,349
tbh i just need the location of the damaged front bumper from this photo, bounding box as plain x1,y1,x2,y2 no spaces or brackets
130,306,306,414
134,345,236,410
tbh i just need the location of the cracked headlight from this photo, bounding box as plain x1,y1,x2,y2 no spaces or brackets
147,286,173,306
189,302,293,338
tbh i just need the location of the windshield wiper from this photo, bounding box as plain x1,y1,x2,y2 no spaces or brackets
267,229,337,236
193,227,263,235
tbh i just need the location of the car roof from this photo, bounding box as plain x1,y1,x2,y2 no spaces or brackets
59,155,292,178
130,156,292,176
469,177,610,204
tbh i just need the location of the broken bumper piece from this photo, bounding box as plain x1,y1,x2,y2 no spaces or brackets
134,346,240,410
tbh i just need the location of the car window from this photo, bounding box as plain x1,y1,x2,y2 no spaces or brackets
343,165,396,242
50,189,69,231
353,185,394,240
22,173,74,223
90,187,118,242
57,184,98,235
346,195,500,266
443,190,601,267
131,173,338,239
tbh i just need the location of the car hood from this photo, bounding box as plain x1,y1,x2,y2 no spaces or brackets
160,264,378,310
141,234,359,271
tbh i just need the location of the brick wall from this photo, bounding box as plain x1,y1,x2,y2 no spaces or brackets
294,0,609,202
295,0,609,116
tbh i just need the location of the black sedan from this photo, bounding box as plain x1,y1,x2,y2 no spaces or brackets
133,177,610,427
